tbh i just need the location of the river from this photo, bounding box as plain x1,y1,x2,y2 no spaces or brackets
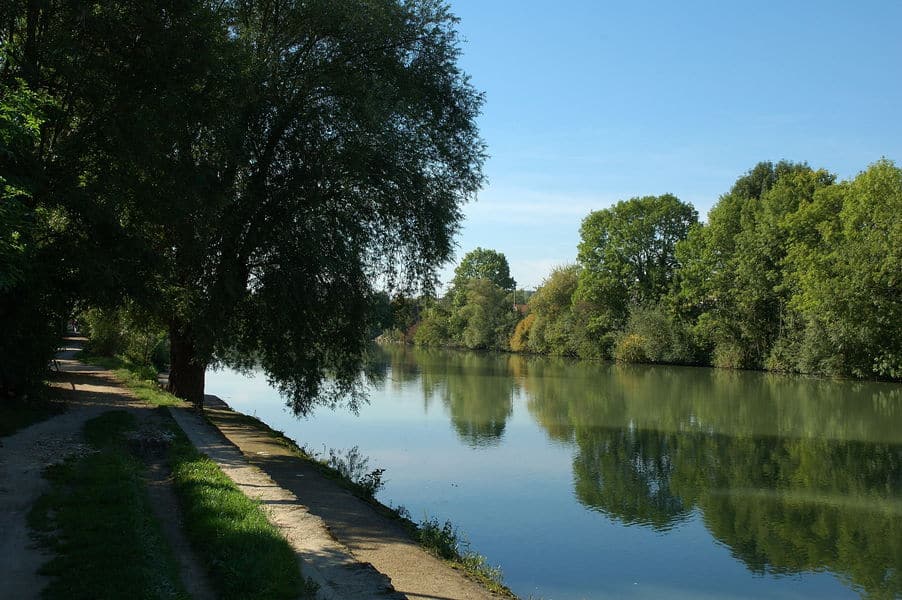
206,345,902,600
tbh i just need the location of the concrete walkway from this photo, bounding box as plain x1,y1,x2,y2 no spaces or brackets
195,401,504,600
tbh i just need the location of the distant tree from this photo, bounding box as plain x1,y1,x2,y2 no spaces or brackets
674,162,833,369
450,247,516,296
785,159,902,378
456,278,519,350
525,265,582,355
575,194,697,349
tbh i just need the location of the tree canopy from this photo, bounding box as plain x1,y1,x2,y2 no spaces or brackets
575,194,698,349
451,247,516,294
2,0,485,409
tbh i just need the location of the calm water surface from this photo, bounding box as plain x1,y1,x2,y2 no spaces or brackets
206,346,902,600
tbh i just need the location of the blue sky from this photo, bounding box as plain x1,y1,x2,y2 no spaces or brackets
437,0,902,290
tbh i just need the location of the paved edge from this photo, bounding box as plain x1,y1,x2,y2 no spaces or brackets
168,406,402,600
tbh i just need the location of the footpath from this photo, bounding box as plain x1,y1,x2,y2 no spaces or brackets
0,339,502,600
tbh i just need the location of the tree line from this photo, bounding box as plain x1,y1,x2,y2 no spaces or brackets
0,0,484,410
399,160,901,380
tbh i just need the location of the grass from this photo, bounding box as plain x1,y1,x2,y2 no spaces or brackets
29,410,189,600
166,423,312,600
416,516,512,596
72,351,312,599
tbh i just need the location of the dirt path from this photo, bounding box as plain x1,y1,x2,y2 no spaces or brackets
191,399,505,600
0,339,215,600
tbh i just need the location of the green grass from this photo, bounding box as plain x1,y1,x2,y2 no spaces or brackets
166,424,312,600
29,411,189,600
67,350,311,598
76,351,310,599
0,392,65,437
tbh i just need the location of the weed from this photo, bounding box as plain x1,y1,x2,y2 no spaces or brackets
416,515,510,595
321,445,386,497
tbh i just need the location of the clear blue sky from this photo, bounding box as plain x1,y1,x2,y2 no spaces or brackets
438,0,902,290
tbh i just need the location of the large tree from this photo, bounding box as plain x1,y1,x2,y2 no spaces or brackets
575,194,697,343
6,0,485,411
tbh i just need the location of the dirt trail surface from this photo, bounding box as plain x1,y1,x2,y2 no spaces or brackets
190,398,504,600
0,339,214,600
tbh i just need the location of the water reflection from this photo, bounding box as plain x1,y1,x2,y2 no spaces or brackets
414,349,516,447
521,359,902,599
371,346,902,599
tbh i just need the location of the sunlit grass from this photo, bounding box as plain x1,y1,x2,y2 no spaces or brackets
167,424,313,600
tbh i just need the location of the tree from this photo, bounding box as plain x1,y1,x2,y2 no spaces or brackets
450,247,516,295
456,277,519,350
575,194,697,348
0,79,69,395
524,264,582,355
785,160,902,377
6,1,485,411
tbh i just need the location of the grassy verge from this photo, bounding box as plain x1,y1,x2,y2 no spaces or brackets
166,422,312,600
210,410,515,597
415,516,511,596
29,411,189,600
75,353,311,599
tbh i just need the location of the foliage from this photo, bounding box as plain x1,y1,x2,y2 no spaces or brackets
414,302,453,347
450,247,516,295
29,411,190,600
324,445,386,497
784,159,902,377
80,305,169,370
673,162,834,369
509,313,535,352
0,80,67,396
524,265,591,356
613,303,697,364
576,194,697,354
5,0,485,410
417,516,508,595
412,249,519,351
455,278,519,350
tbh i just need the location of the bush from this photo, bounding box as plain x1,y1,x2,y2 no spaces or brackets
613,333,648,363
509,313,535,352
79,308,124,356
79,306,168,370
613,304,698,365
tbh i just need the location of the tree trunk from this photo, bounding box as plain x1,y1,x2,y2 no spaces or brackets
167,324,206,411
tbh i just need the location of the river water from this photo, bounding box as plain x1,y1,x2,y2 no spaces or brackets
206,345,902,600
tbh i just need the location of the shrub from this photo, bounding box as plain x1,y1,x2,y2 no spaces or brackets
509,313,535,352
613,333,648,363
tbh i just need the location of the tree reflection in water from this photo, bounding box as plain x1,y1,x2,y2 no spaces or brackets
372,345,902,598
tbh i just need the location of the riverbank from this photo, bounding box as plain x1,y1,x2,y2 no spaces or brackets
1,340,512,599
